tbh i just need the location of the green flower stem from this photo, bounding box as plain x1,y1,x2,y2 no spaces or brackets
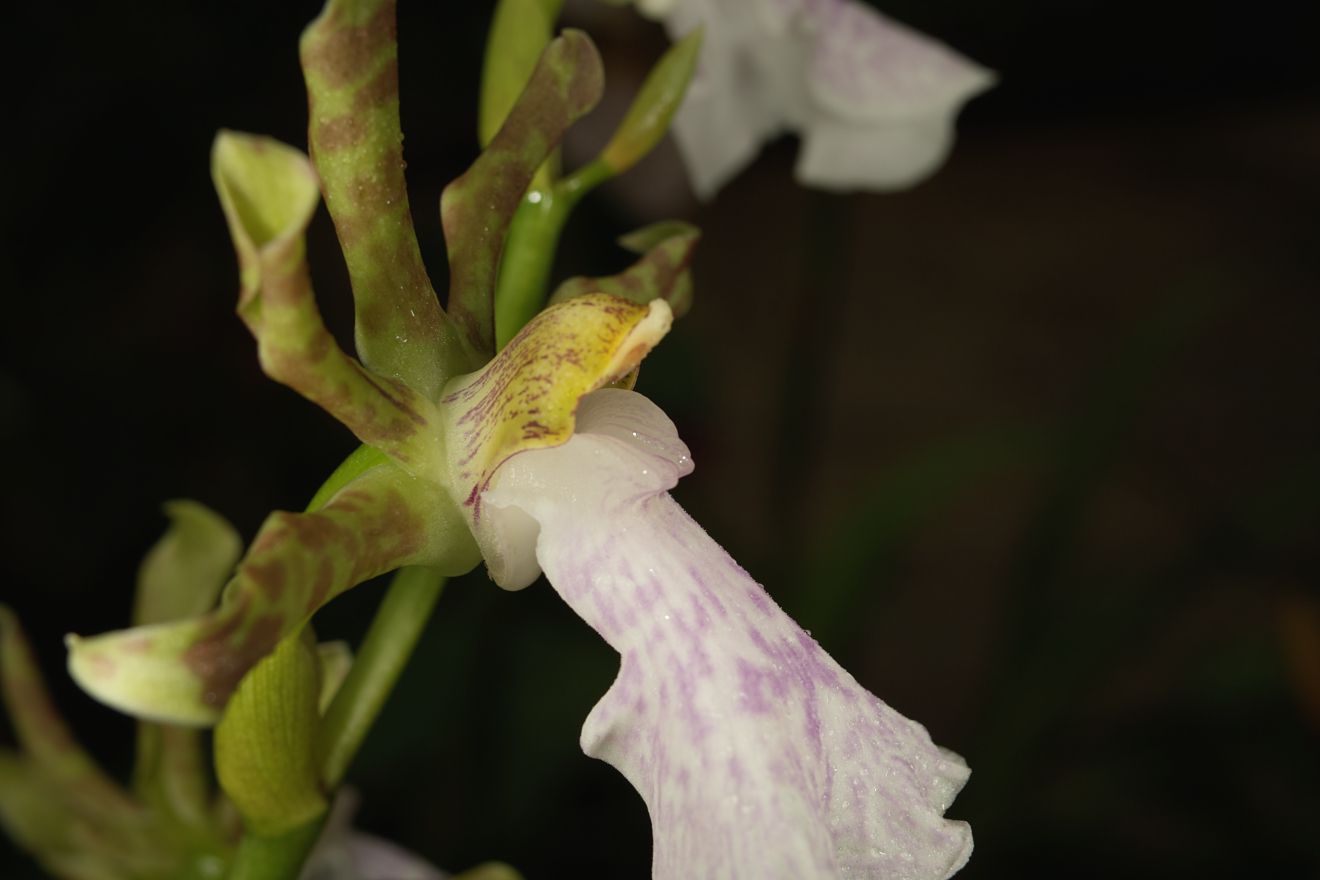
493,158,612,350
224,815,326,880
317,565,447,788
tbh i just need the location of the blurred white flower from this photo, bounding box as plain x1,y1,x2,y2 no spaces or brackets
639,0,995,197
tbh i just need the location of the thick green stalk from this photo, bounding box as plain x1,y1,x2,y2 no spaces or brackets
317,565,447,788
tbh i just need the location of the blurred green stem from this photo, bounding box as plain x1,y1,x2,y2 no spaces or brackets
225,817,326,880
317,565,447,788
494,158,612,349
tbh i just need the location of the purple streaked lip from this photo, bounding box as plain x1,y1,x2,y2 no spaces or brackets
480,388,971,879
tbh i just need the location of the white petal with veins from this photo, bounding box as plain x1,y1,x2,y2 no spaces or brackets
484,389,971,879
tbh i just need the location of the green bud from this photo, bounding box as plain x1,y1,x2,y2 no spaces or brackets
214,629,327,835
599,29,702,174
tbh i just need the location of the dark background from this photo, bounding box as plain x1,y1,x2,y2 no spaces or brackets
3,0,1319,877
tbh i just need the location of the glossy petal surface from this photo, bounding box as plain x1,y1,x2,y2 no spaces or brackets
483,389,972,879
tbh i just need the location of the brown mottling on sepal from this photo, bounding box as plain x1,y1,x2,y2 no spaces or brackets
442,30,605,358
212,130,444,473
551,222,699,318
301,0,467,396
299,0,395,89
67,463,479,725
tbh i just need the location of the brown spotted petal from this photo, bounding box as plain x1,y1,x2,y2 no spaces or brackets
550,222,700,319
483,390,973,879
68,463,479,725
441,29,605,358
440,293,672,589
212,130,443,475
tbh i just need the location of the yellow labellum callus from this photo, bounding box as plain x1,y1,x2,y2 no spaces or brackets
440,293,673,589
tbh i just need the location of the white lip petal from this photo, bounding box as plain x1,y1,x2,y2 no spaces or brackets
483,389,971,879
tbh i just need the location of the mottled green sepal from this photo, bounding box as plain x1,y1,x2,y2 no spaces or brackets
131,502,238,824
479,0,562,148
599,29,702,175
211,131,320,311
443,29,605,358
300,0,465,395
617,219,697,254
134,501,241,627
551,222,699,317
213,130,443,473
215,630,327,835
1,613,224,880
68,464,479,725
67,618,218,726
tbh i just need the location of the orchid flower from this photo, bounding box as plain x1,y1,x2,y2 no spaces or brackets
446,321,973,878
633,0,995,197
35,0,976,877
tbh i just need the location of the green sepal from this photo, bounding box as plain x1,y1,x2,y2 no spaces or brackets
598,28,702,175
0,613,213,880
300,0,470,396
0,750,68,861
0,607,134,809
550,221,700,317
212,130,445,476
478,0,563,148
67,463,480,725
134,501,241,628
442,29,604,358
215,629,327,836
129,503,238,827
